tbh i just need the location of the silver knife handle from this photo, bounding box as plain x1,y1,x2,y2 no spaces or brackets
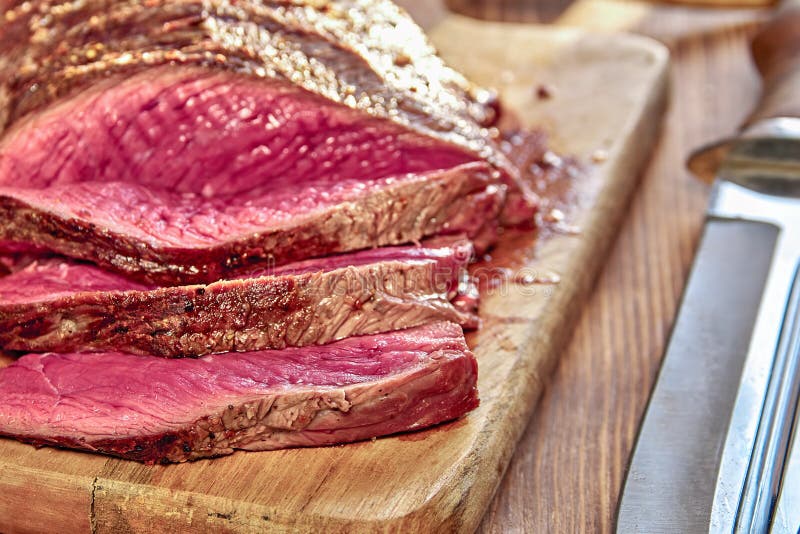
772,332,800,532
709,181,800,533
737,262,800,533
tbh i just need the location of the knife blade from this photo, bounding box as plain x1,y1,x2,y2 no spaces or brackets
616,217,778,533
617,2,800,532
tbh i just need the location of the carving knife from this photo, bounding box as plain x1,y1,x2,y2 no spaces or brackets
616,2,800,533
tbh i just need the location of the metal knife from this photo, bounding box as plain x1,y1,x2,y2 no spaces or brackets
616,3,800,533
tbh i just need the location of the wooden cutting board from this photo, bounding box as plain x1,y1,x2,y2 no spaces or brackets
0,16,668,533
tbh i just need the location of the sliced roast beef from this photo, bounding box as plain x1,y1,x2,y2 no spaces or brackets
0,322,478,464
0,237,478,356
0,0,535,284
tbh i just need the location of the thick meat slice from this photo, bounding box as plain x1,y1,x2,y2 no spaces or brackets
0,322,479,464
0,68,503,283
0,237,478,356
0,0,534,284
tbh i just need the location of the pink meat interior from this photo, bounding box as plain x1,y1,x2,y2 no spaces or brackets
0,68,477,248
0,237,473,305
0,322,468,437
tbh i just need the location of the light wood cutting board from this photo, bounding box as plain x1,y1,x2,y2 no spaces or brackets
0,16,668,533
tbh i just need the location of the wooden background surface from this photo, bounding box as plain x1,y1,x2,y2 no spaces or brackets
402,0,772,531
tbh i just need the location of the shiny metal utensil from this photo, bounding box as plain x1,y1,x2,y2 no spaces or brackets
617,1,800,532
708,121,800,534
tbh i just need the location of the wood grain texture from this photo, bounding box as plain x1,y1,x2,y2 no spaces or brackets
425,2,765,533
558,1,768,43
0,17,668,534
445,0,566,23
446,0,772,24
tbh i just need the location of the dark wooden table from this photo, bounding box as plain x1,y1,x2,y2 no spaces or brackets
402,0,772,530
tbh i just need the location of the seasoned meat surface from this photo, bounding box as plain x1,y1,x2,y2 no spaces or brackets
0,237,479,356
0,321,479,463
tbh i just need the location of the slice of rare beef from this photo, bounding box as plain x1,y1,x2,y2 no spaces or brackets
0,237,478,357
0,0,535,284
0,322,478,464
